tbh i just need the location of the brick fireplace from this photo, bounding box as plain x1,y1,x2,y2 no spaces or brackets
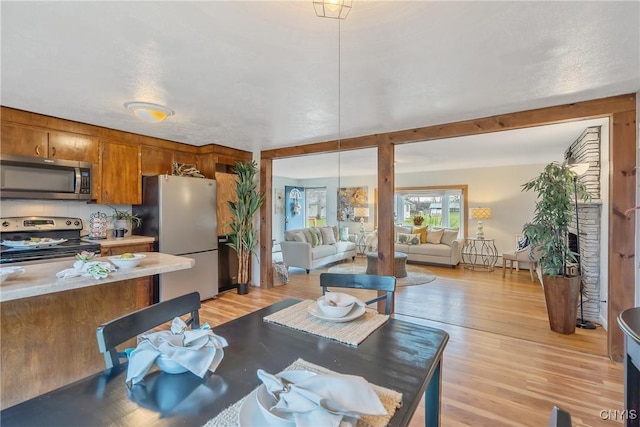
566,126,602,322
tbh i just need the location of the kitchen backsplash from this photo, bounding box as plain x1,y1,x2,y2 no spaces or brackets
0,200,132,236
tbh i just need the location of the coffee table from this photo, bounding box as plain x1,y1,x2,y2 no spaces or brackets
365,251,408,278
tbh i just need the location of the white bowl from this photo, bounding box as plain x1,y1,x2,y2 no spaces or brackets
108,253,146,269
316,296,354,318
155,354,188,374
256,371,316,424
0,266,25,284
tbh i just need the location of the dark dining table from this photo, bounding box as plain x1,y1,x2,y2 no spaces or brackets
0,298,449,427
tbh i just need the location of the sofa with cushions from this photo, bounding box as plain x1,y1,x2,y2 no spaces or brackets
393,225,463,268
280,225,357,273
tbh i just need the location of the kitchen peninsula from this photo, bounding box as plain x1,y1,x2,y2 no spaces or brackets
0,252,194,409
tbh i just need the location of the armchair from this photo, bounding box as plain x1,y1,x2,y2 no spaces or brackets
502,244,541,282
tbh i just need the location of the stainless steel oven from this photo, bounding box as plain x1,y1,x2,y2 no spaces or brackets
1,216,101,265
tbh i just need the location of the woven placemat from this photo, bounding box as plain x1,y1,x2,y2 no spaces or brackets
202,358,403,427
263,300,389,346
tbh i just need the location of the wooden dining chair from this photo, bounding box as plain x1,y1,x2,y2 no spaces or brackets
319,273,396,315
96,292,201,369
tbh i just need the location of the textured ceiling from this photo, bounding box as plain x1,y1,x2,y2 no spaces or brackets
1,1,638,163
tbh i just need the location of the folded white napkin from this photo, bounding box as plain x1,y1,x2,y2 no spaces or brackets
324,292,366,307
126,317,228,384
257,369,386,427
56,261,115,279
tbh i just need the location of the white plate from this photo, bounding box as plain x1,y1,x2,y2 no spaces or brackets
307,302,366,322
239,388,294,427
255,371,316,424
1,238,67,248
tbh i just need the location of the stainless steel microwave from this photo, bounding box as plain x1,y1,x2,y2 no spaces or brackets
0,154,92,200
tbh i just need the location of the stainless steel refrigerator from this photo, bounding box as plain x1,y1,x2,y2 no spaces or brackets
134,175,218,302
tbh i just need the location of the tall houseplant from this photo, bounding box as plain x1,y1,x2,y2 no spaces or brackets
226,161,264,294
521,161,590,334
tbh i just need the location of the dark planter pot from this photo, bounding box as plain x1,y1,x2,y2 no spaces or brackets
237,283,250,295
542,274,581,334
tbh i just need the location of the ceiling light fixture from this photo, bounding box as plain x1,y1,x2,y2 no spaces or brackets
313,0,352,19
124,101,175,123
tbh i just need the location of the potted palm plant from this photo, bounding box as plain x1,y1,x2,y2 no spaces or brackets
521,161,590,334
226,161,264,294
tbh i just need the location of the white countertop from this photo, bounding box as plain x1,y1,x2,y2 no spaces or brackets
81,235,155,247
0,252,194,302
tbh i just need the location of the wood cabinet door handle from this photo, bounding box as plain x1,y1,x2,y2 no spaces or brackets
35,145,40,156
50,146,56,157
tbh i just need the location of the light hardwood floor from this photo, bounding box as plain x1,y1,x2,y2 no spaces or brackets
200,258,624,427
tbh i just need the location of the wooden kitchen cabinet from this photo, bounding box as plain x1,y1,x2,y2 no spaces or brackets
173,150,198,167
0,123,48,157
216,171,238,235
99,141,141,205
141,145,174,176
47,131,99,163
197,153,217,179
102,242,154,308
100,242,154,257
141,146,201,177
1,124,98,163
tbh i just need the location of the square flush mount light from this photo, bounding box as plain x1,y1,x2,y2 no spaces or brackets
313,0,352,19
124,101,175,123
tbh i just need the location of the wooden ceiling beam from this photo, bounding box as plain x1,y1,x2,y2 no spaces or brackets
261,93,636,160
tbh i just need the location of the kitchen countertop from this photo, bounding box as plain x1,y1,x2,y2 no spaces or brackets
0,252,193,302
81,235,155,247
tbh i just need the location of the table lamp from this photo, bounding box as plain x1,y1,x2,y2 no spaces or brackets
353,207,370,234
469,207,491,239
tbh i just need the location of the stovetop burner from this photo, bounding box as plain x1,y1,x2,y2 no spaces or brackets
1,216,101,264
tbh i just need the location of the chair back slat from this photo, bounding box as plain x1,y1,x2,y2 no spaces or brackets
319,273,396,314
96,292,201,369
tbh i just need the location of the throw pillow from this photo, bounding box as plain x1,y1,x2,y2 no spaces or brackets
310,227,323,245
407,233,421,245
301,228,313,245
339,226,350,241
321,226,337,245
310,231,319,247
517,235,529,250
440,228,459,246
293,232,306,243
413,226,428,243
396,232,420,245
332,225,339,241
394,226,412,240
426,228,444,244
